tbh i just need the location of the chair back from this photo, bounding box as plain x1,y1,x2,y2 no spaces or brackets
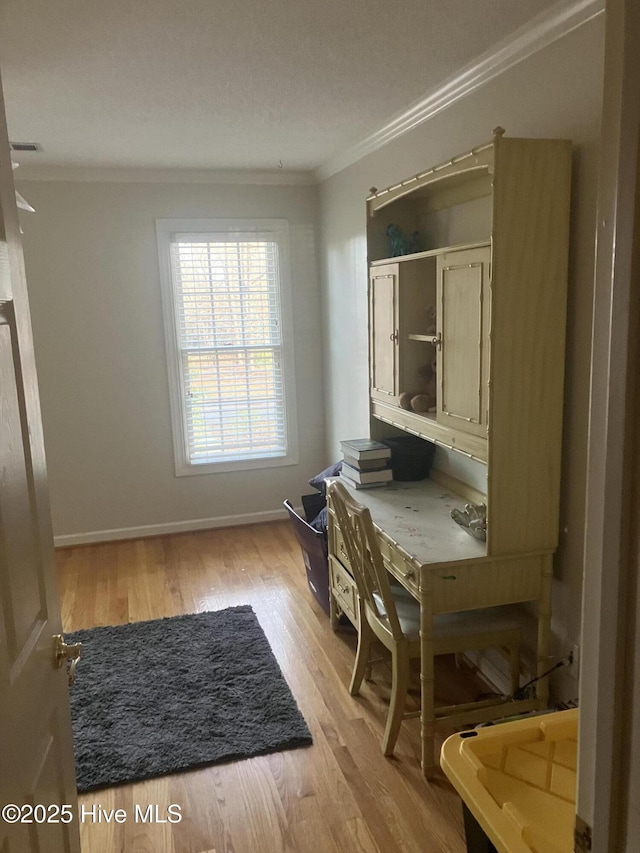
328,480,405,641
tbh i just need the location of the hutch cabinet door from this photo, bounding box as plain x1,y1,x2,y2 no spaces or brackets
437,246,491,438
369,263,398,403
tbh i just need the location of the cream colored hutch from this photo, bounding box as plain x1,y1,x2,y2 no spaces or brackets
327,129,573,773
365,126,572,554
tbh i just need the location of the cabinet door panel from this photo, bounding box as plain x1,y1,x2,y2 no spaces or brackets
438,247,490,437
369,266,398,401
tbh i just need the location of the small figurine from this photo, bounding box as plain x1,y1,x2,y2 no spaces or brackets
385,224,423,257
451,502,487,540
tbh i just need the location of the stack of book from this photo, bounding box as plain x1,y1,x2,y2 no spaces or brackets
339,438,393,489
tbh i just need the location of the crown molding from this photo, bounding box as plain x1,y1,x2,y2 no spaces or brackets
315,0,604,182
14,165,316,185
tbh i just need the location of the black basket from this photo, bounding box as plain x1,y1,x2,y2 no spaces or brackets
382,435,436,481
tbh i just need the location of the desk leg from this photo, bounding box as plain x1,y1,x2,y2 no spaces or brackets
536,555,553,708
420,587,436,777
329,586,340,631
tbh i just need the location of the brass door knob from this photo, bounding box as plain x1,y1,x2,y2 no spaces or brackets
53,634,83,686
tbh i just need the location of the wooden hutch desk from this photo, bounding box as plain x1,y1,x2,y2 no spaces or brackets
327,475,552,776
327,130,571,776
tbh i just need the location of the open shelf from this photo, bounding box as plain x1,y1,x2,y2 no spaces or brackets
369,240,490,267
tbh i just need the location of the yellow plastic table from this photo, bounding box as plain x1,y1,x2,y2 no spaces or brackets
440,709,578,853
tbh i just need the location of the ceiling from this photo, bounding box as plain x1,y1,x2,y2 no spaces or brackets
0,0,564,175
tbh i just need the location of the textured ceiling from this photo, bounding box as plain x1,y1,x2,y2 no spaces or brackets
0,0,562,173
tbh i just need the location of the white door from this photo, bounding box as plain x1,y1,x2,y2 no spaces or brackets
0,74,81,852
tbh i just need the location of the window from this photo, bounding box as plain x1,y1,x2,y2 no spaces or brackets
156,219,298,475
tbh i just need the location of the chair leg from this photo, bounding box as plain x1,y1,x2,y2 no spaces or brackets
349,614,374,696
383,646,410,756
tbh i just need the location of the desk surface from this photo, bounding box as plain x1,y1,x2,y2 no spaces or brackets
334,476,487,566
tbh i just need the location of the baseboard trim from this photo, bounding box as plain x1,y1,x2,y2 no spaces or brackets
465,644,538,697
53,508,289,548
316,0,604,181
465,650,514,697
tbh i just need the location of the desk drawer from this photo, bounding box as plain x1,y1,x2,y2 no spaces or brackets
332,524,353,574
379,538,420,598
329,555,357,625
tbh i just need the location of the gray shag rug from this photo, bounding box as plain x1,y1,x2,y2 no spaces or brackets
67,605,312,792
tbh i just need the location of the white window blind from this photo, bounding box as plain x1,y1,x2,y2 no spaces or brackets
157,220,297,475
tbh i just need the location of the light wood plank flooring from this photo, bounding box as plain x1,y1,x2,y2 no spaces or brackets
56,521,482,853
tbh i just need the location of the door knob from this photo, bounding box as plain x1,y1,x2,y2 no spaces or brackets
53,634,82,686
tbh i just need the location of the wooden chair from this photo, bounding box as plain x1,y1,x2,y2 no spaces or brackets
328,480,523,759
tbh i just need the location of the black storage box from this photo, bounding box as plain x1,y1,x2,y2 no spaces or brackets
382,435,436,481
284,495,330,615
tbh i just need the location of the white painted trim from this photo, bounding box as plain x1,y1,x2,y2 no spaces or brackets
13,165,315,185
576,0,640,847
315,0,604,182
464,650,513,697
464,644,537,696
53,508,290,548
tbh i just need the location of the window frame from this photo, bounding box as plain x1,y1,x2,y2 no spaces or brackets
156,217,298,476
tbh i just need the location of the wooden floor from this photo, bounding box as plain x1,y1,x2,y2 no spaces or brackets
56,521,485,853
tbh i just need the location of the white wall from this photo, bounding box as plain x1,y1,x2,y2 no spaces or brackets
17,178,325,541
318,16,604,699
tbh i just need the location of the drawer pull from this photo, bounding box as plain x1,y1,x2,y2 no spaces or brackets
339,543,348,559
400,568,416,581
336,583,350,595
